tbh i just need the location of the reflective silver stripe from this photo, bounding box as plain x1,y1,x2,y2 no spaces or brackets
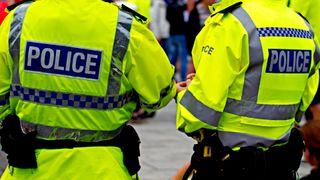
218,129,291,148
10,84,134,109
9,3,31,85
0,93,10,105
140,80,174,109
295,109,304,122
308,65,316,78
302,19,320,76
232,7,263,101
181,7,300,126
224,98,299,120
107,10,133,95
315,44,320,67
21,120,123,142
225,8,299,120
180,90,221,126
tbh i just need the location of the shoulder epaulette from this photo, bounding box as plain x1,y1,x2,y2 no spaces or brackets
296,12,310,24
120,4,148,24
211,2,242,17
6,0,34,11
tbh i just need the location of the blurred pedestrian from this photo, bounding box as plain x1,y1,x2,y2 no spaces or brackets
166,0,189,81
150,0,170,50
0,0,176,179
300,119,320,180
185,0,215,74
175,0,320,179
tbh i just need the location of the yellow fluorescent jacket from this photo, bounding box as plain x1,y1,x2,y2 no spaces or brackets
0,0,176,139
0,0,176,179
176,0,320,149
289,0,320,46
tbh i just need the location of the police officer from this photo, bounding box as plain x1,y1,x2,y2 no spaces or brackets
0,0,176,179
289,0,320,46
175,0,320,179
300,119,320,180
289,0,320,122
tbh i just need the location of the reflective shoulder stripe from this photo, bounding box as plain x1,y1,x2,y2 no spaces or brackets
180,90,222,126
232,7,263,101
301,18,320,76
224,98,299,120
10,84,135,110
0,93,10,105
9,2,32,85
140,80,174,109
218,129,291,148
315,45,320,68
107,10,133,95
183,8,303,126
21,120,123,142
226,8,299,120
312,46,320,79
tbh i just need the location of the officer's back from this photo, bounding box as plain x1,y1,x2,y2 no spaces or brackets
0,0,176,179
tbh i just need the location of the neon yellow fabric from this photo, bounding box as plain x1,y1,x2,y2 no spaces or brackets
0,0,175,130
0,0,175,178
1,147,132,180
0,9,11,121
176,0,319,142
127,0,151,20
289,0,320,46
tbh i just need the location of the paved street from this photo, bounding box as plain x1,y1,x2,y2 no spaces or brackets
0,100,312,179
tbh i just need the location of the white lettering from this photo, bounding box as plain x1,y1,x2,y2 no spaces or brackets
27,46,40,66
293,51,296,71
41,48,54,69
286,50,292,72
65,51,72,71
269,50,278,72
25,42,101,79
303,51,311,72
278,50,286,72
85,54,98,75
296,51,304,72
72,52,85,73
268,49,311,73
54,49,64,70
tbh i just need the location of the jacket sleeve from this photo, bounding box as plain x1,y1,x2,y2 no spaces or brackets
296,42,320,121
126,20,176,112
176,14,244,133
0,12,14,121
296,70,319,121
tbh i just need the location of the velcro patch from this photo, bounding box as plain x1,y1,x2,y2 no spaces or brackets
266,49,311,73
24,41,102,80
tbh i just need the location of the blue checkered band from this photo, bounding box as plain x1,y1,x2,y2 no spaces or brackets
140,80,173,109
10,85,135,110
0,93,9,105
257,27,313,39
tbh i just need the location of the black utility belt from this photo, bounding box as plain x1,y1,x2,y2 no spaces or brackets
0,114,141,175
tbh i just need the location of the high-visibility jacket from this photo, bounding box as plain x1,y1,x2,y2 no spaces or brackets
127,0,151,20
176,0,320,149
0,0,176,179
289,0,320,46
